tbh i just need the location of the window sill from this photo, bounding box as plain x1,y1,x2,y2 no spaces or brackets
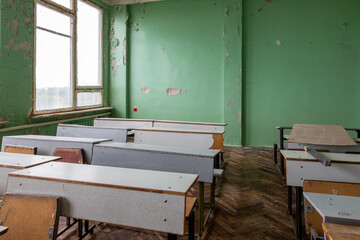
31,107,114,120
0,121,10,127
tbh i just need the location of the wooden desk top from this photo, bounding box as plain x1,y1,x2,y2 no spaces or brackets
323,223,360,240
4,135,111,144
134,127,225,134
304,192,360,226
8,162,198,195
281,150,360,164
288,124,357,146
0,152,60,169
95,142,220,157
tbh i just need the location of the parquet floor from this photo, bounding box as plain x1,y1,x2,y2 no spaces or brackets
57,147,296,240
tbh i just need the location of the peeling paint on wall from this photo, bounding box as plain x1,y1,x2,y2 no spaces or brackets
140,86,151,94
123,38,127,65
225,99,234,109
237,110,241,122
166,88,183,96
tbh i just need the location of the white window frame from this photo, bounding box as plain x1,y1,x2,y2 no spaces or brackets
33,0,104,115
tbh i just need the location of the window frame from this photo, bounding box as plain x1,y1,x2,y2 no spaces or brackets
33,0,104,115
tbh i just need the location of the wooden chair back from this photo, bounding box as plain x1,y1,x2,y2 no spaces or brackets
4,144,37,155
0,193,60,240
52,148,84,164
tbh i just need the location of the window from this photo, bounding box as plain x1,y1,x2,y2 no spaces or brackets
34,0,103,114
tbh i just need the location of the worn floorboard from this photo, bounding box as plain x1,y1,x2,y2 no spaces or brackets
57,147,296,240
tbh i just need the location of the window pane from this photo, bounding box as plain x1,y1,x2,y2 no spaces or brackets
77,1,102,86
77,92,102,107
36,28,72,111
37,3,71,35
51,0,72,9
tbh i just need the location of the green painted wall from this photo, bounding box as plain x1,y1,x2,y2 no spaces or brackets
127,0,225,122
109,0,244,146
242,0,360,146
2,0,359,147
0,0,111,145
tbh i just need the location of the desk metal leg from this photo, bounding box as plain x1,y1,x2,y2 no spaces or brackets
188,210,195,240
198,182,204,236
288,186,292,215
280,155,285,177
280,129,285,178
274,143,278,165
296,187,303,240
210,182,215,209
77,220,83,239
168,234,177,240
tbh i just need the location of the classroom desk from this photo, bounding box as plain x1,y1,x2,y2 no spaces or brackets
0,152,60,195
6,162,198,237
134,127,224,152
94,118,153,129
1,135,111,164
153,120,226,132
92,142,222,235
274,126,360,178
56,124,128,143
281,150,360,240
322,223,360,240
303,192,360,227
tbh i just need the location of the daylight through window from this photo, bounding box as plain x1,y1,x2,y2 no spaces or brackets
35,0,103,113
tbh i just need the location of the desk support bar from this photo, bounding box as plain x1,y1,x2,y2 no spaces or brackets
304,147,331,166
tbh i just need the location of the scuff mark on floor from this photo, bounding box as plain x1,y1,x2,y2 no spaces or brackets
140,86,151,94
167,88,183,96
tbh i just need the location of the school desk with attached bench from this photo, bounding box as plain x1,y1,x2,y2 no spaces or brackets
6,162,198,239
56,124,128,142
274,126,360,178
93,118,153,135
153,120,226,132
304,192,360,240
281,150,360,240
134,127,224,152
1,135,111,164
0,152,60,195
92,142,223,235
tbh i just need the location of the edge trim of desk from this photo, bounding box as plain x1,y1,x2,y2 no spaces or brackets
7,173,199,196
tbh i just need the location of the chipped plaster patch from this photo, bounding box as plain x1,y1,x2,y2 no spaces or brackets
5,39,16,50
237,110,242,122
167,88,183,96
12,19,19,35
276,40,281,46
140,86,151,94
225,99,235,109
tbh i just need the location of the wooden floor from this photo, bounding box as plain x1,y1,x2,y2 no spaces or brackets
57,147,296,240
